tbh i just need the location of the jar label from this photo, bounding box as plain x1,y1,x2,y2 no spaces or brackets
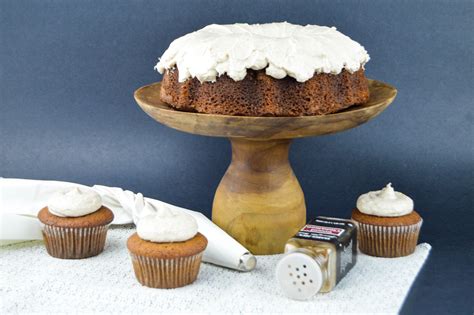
302,225,345,236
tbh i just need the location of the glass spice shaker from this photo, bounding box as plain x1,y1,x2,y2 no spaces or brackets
276,216,357,300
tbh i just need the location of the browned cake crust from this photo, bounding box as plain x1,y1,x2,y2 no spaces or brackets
351,208,422,226
39,207,113,259
127,232,208,259
351,208,422,257
160,68,369,116
38,206,114,228
128,233,207,288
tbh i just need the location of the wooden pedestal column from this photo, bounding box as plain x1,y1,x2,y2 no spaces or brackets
212,138,306,255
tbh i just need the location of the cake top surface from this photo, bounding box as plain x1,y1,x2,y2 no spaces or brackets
47,187,102,217
136,202,198,243
356,183,414,217
155,22,370,83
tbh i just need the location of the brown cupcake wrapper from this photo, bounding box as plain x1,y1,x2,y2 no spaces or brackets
129,252,204,288
355,220,423,257
41,224,109,259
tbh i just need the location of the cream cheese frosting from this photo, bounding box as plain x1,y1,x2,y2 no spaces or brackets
136,203,198,243
47,187,102,217
356,183,414,217
155,22,370,83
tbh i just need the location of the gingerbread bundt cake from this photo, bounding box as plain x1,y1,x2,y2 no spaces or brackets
155,22,370,117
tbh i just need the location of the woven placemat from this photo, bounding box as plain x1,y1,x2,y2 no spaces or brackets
0,226,431,314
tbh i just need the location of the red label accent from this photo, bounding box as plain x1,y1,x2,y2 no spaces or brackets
302,225,345,236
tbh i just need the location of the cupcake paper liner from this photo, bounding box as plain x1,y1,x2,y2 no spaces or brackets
41,224,109,259
129,252,204,288
356,220,422,257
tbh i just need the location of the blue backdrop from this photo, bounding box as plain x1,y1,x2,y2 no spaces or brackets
1,1,472,313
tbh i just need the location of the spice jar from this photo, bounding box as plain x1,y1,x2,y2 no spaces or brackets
276,216,357,300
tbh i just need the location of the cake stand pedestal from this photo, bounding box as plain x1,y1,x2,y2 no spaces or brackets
134,80,397,254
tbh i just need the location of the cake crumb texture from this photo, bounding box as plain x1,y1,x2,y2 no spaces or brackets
160,68,369,117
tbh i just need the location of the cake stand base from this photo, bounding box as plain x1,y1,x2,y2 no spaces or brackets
212,138,305,254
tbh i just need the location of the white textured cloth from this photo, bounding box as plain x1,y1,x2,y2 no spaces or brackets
0,226,431,314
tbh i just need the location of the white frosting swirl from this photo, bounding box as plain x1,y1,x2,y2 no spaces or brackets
155,22,370,83
136,204,198,243
47,187,102,217
356,183,414,217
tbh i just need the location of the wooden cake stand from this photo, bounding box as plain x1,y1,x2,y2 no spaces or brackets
134,80,397,255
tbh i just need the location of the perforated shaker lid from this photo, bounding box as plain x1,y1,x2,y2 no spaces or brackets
275,252,323,300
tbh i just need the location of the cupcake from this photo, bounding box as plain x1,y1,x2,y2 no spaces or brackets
127,204,207,289
38,187,114,259
351,183,422,257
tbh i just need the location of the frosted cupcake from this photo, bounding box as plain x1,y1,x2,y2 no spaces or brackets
127,205,207,288
351,183,422,257
38,187,114,259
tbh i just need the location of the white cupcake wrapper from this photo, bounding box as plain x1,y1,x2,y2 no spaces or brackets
129,252,204,288
356,220,423,257
41,224,109,259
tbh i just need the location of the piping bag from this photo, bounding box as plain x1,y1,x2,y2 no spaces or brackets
0,178,256,271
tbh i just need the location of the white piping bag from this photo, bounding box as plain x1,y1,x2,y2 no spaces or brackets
95,186,256,271
0,178,256,271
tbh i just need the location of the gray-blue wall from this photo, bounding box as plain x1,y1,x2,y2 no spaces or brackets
1,1,472,313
